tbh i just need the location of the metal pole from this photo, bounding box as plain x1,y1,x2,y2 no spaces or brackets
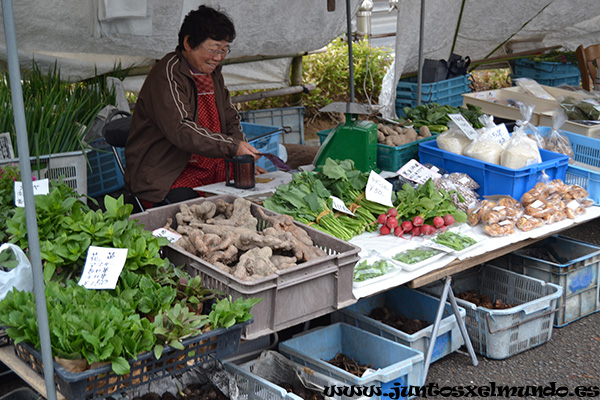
0,1,57,399
417,0,425,105
346,0,355,102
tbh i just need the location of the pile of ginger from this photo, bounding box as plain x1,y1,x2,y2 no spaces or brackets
163,197,327,281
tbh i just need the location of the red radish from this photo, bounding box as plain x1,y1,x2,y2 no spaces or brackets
386,216,399,230
420,224,435,236
380,225,391,235
438,225,448,233
377,213,388,225
443,214,455,226
387,207,398,218
412,215,424,227
410,226,421,239
401,220,413,232
393,226,404,237
432,216,444,229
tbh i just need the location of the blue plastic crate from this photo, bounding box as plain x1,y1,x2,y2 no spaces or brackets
317,128,437,171
279,323,424,399
512,74,581,87
243,122,281,172
86,138,125,198
396,94,465,118
513,58,581,80
396,75,471,102
418,139,569,200
333,286,465,363
489,235,600,327
538,126,600,204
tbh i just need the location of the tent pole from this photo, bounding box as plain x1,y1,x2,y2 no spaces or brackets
346,0,355,102
0,1,57,399
416,0,425,105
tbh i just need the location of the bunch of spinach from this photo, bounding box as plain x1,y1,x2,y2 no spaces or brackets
399,103,484,131
394,178,467,223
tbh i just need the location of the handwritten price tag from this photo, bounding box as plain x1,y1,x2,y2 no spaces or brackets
485,123,511,144
78,246,128,290
448,113,479,140
330,196,354,216
365,170,393,207
14,179,50,207
152,228,182,243
398,159,441,184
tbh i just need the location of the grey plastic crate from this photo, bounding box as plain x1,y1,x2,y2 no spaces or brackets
419,264,563,360
240,107,305,144
0,150,89,196
131,194,360,340
489,235,600,327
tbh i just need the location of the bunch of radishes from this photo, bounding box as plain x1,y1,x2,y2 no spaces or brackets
377,209,455,238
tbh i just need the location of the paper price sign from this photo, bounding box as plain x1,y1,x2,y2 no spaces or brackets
486,123,511,144
448,113,479,140
398,159,441,185
365,170,393,207
14,179,50,207
152,228,182,243
330,196,354,216
78,246,128,290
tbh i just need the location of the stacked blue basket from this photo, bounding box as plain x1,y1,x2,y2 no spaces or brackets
396,74,471,117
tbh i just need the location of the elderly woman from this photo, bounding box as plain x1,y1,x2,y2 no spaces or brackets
124,5,263,208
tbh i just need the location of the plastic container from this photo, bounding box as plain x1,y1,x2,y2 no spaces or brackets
317,129,437,172
131,194,361,340
333,286,465,363
243,122,281,172
0,388,42,400
512,58,581,87
418,139,569,200
239,106,305,144
396,74,471,99
224,356,355,400
489,235,600,327
278,323,424,400
12,320,251,400
0,150,89,196
86,138,125,197
537,126,600,204
419,264,563,359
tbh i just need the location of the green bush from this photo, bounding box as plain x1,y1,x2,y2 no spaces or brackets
234,37,393,119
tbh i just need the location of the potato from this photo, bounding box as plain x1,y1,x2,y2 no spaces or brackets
377,130,386,143
404,127,418,143
418,125,431,138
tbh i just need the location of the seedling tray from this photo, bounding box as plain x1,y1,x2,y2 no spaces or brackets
12,320,250,400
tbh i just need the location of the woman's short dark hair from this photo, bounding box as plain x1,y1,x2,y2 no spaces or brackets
177,5,236,51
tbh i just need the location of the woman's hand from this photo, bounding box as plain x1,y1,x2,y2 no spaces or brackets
237,141,267,174
236,141,261,161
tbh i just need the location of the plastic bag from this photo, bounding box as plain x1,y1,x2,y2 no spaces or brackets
516,103,545,148
0,243,33,301
545,110,574,161
501,125,542,169
436,121,472,154
463,129,505,165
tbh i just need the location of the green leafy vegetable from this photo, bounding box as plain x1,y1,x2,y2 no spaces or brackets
208,296,262,330
353,259,395,282
433,231,478,251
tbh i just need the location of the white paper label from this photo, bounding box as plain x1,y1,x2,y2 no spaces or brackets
365,170,393,207
530,200,544,209
492,206,506,211
14,179,50,207
582,98,600,106
0,132,14,160
152,228,182,243
78,246,128,290
330,196,354,216
448,113,479,140
398,159,441,185
499,220,512,226
567,200,580,210
486,123,511,144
